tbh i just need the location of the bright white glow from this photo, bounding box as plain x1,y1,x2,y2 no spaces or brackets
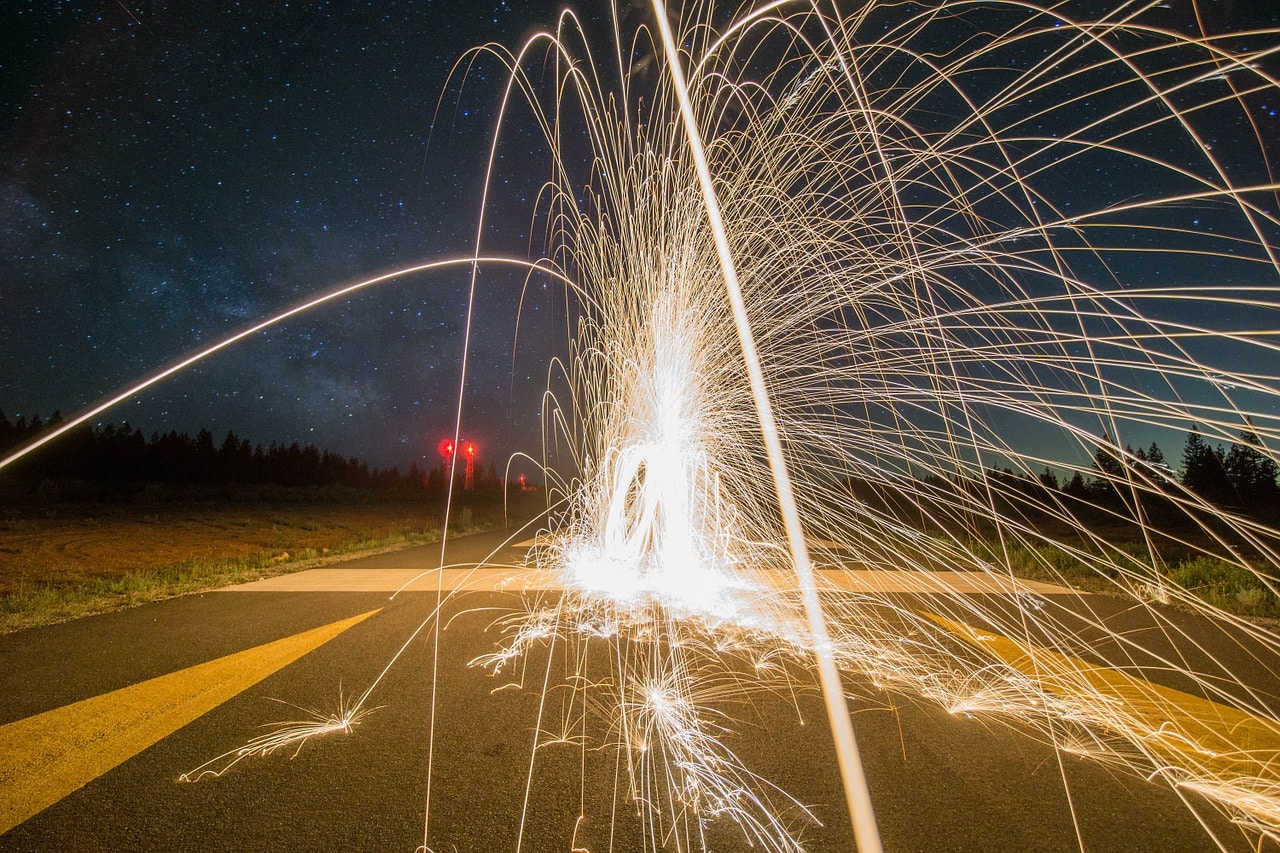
155,2,1280,850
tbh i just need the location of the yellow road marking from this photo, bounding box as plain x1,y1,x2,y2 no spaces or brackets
923,612,1280,790
226,566,1074,595
0,608,379,834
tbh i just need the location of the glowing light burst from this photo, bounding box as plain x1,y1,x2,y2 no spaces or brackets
468,0,1280,848
552,285,772,620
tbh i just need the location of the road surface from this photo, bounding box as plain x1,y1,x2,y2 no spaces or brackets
1,528,1277,851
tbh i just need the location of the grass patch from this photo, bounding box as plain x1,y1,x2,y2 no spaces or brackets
0,495,521,634
0,523,452,634
986,538,1280,619
1167,555,1279,617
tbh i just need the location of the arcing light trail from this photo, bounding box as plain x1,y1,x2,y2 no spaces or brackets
0,257,573,475
464,0,1280,847
11,0,1280,850
648,0,882,846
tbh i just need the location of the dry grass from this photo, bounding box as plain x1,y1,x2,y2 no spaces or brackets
0,501,458,632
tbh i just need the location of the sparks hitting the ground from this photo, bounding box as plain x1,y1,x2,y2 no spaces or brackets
6,1,1280,850
463,2,1280,849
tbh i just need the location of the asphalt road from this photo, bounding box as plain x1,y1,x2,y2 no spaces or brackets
1,528,1277,852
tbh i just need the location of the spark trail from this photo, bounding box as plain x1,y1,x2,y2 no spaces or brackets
454,1,1280,848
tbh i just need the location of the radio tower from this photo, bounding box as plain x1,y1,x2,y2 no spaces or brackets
462,440,476,490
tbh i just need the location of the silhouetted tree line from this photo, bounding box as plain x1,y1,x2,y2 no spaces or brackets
943,428,1279,522
425,461,503,494
843,426,1280,538
1068,427,1280,522
0,410,504,500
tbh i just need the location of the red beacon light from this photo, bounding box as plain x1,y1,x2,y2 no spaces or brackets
438,437,478,488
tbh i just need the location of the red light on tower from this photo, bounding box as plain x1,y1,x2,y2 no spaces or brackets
439,437,478,489
463,440,476,490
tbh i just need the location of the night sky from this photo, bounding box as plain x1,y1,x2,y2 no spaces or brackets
1,0,574,471
2,1,1278,474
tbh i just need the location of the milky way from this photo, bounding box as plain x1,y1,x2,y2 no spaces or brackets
1,1,1277,473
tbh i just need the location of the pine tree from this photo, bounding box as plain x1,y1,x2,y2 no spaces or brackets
0,410,14,453
1089,433,1127,505
1093,433,1125,480
1225,428,1280,516
1146,442,1165,466
1181,427,1233,505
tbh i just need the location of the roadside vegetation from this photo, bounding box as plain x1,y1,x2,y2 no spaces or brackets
975,538,1279,619
0,411,545,632
840,423,1280,622
0,500,530,633
0,524,440,633
3,411,1277,627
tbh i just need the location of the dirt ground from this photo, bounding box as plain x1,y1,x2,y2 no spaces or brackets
0,502,448,596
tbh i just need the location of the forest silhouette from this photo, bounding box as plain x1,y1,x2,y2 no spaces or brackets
0,410,503,502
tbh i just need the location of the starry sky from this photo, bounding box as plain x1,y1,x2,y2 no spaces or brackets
1,1,1277,475
1,0,575,471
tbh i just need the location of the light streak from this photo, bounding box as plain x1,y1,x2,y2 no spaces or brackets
179,694,378,783
453,2,1280,847
0,257,571,473
648,0,881,847
14,0,1280,849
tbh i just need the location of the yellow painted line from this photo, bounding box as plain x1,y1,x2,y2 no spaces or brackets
224,567,563,592
923,611,1280,789
225,566,1075,595
816,570,1073,596
0,608,379,834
